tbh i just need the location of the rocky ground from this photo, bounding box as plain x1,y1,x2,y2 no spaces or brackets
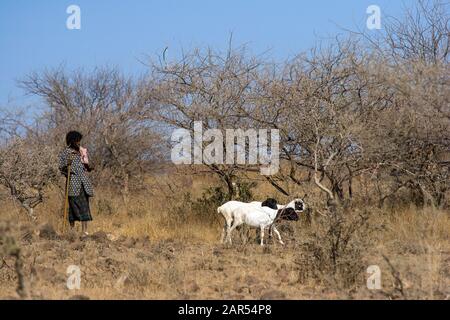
0,222,366,300
1,219,449,300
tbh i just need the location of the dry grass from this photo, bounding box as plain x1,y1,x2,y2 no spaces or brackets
0,174,449,300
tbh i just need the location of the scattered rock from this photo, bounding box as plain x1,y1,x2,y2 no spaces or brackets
250,284,267,295
114,274,128,289
68,295,90,300
112,222,122,228
40,242,54,251
216,265,224,272
236,286,250,295
107,233,118,241
123,237,137,248
135,251,153,262
124,264,149,287
178,293,190,299
63,230,79,242
260,289,286,300
116,235,128,243
433,290,446,299
36,266,57,281
71,241,85,251
99,247,114,257
90,231,109,243
185,280,200,293
136,236,151,248
244,275,259,286
34,255,45,265
39,224,59,240
277,269,290,283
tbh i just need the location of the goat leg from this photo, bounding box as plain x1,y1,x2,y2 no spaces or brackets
260,226,265,246
272,226,285,245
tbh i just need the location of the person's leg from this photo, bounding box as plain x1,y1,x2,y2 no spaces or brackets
81,191,91,235
81,221,88,234
68,197,75,229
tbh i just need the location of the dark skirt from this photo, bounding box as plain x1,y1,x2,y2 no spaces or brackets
68,191,93,222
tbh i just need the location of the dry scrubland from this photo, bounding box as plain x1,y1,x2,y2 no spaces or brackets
0,172,449,300
0,1,449,300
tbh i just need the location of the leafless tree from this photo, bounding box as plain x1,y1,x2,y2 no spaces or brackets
149,45,265,199
2,0,447,213
0,133,58,220
19,67,166,206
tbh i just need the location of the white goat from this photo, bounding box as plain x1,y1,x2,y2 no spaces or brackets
218,199,304,246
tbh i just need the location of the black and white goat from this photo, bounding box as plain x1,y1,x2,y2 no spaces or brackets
251,197,306,212
217,198,304,246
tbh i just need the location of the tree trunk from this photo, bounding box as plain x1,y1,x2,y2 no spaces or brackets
332,183,345,202
224,176,235,201
122,172,130,213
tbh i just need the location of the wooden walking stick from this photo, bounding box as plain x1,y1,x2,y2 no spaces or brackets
62,156,72,233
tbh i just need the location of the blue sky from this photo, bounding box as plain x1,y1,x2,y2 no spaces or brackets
0,0,412,108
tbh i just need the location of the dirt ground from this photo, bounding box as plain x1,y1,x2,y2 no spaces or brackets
1,216,449,300
0,222,328,300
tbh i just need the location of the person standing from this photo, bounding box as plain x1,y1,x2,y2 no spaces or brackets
59,131,94,235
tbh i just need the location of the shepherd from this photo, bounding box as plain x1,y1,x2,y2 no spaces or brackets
59,131,94,235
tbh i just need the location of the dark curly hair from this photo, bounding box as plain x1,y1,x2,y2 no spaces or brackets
66,130,83,149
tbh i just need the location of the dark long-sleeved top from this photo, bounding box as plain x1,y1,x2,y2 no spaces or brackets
58,147,94,197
